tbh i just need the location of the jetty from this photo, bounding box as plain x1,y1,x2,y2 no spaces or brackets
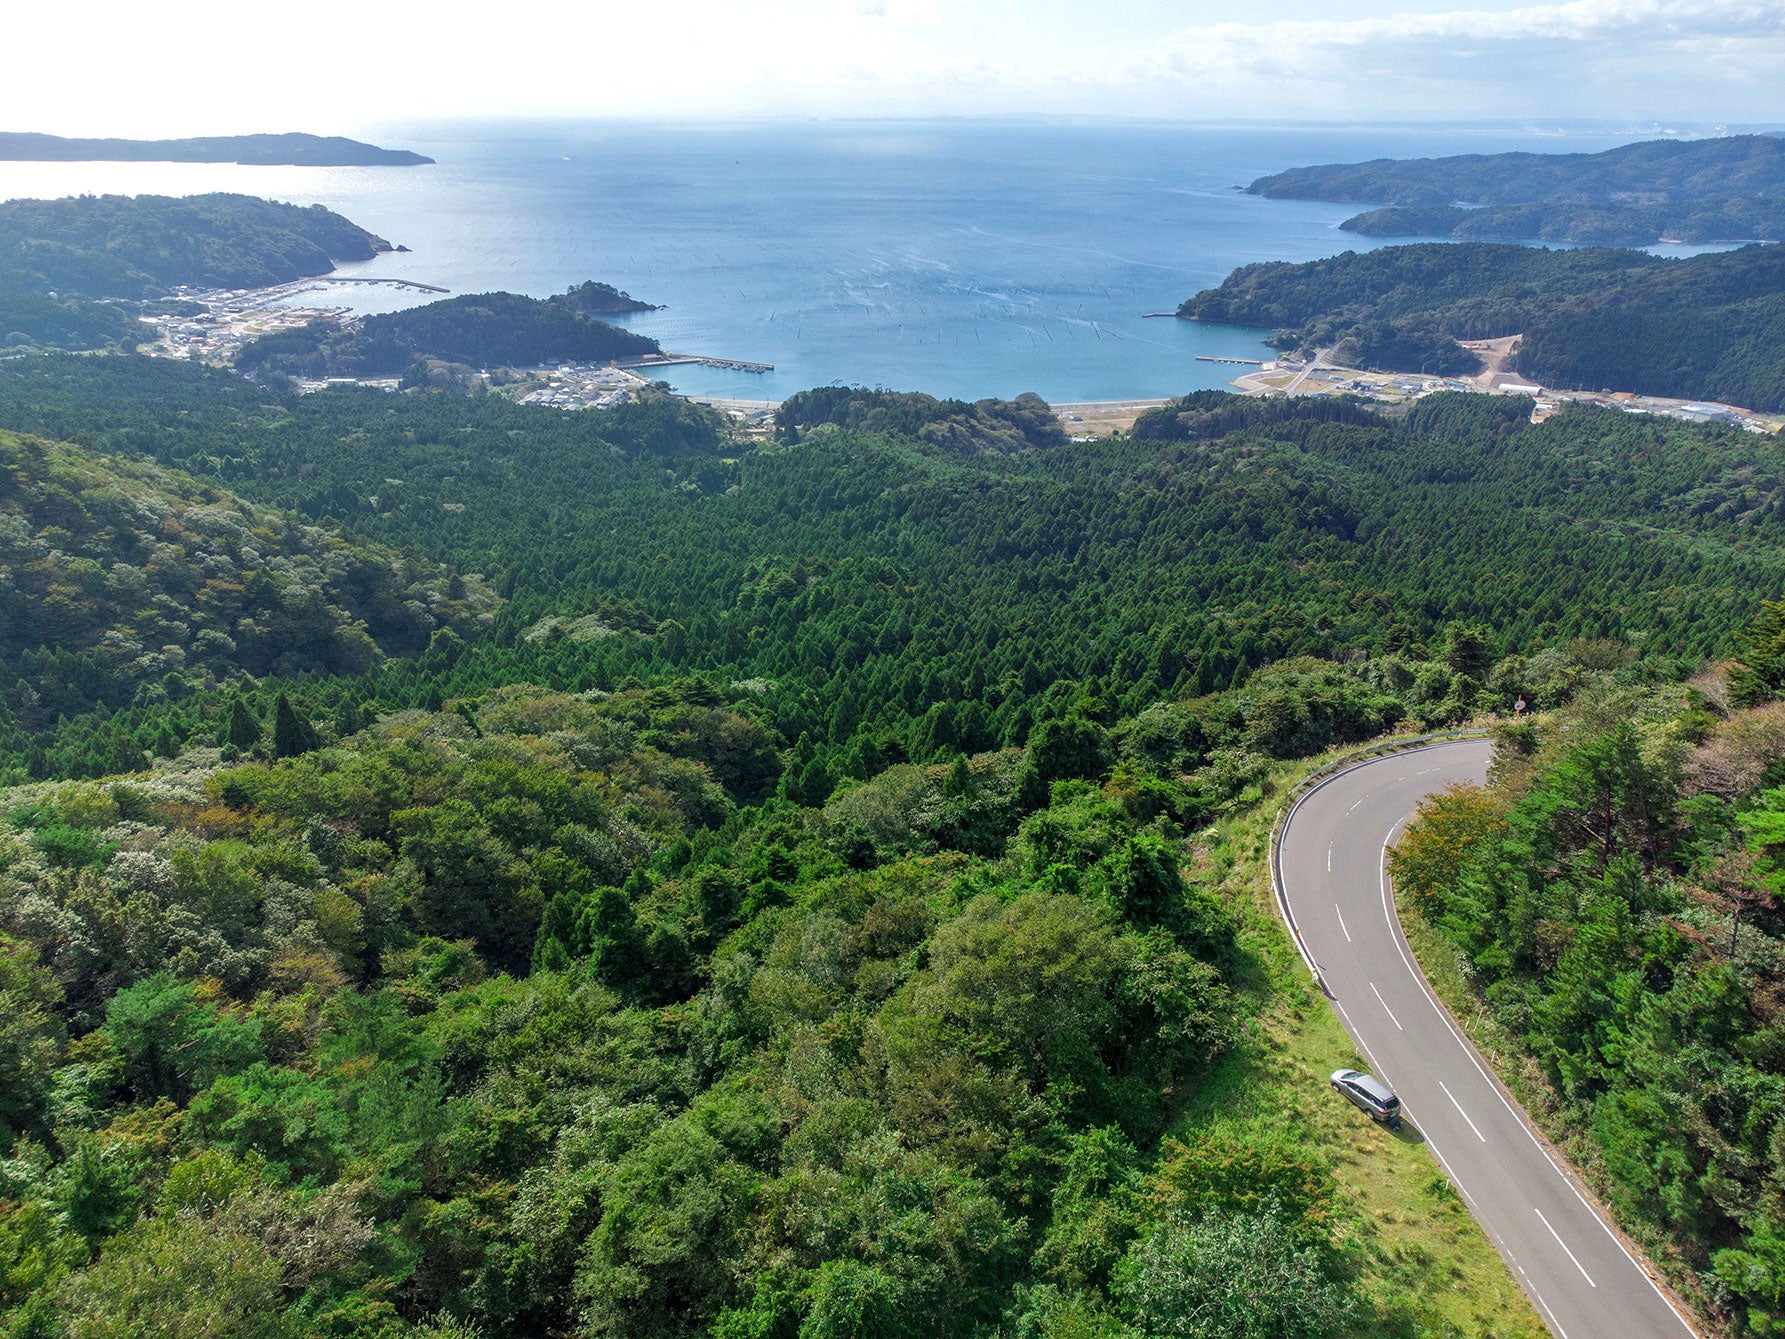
624,352,775,374
316,277,449,293
1196,355,1265,366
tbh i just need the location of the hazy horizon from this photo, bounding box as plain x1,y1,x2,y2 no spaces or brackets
9,0,1784,137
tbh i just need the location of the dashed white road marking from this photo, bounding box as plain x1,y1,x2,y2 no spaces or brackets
1440,1080,1487,1142
1285,746,1700,1338
1536,1208,1597,1287
1369,981,1403,1030
1336,904,1352,943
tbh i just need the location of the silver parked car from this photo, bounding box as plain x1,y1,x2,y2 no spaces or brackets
1331,1068,1402,1130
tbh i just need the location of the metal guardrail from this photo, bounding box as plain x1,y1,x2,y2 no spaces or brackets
1267,728,1491,995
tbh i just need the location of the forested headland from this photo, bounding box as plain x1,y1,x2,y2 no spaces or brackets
551,281,661,316
0,193,393,299
1246,134,1785,244
1180,241,1785,409
235,291,661,381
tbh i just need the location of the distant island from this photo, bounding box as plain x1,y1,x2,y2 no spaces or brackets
1180,240,1785,411
235,287,662,380
0,131,433,166
1247,134,1785,246
0,192,393,297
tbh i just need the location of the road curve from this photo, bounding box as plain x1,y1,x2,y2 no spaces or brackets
1280,739,1697,1339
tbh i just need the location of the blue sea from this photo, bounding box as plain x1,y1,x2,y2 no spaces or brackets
0,120,1722,402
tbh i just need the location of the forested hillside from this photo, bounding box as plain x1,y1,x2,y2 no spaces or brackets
1,358,1783,786
1181,242,1785,409
235,291,660,379
0,427,496,745
0,194,393,299
1339,198,1785,247
0,293,143,355
0,667,1566,1337
775,386,1066,452
6,351,1785,1333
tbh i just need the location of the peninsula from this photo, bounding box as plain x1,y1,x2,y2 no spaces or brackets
0,192,394,297
234,287,661,380
1180,240,1785,411
1247,133,1785,246
0,131,433,166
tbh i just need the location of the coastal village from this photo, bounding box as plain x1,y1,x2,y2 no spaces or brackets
138,277,1784,436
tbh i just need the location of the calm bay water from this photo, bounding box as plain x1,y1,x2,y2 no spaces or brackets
0,120,1685,402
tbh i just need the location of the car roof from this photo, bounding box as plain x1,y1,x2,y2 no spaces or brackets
1348,1072,1398,1104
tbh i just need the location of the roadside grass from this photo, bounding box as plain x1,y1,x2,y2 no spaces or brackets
1176,755,1546,1339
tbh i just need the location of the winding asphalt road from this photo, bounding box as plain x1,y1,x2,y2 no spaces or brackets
1279,739,1697,1339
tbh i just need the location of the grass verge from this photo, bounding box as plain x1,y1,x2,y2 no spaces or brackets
1179,753,1547,1338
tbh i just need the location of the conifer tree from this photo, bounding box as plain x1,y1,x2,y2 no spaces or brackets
226,699,261,752
272,694,317,759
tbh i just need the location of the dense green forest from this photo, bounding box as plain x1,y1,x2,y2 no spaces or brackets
0,664,1564,1338
1,358,1782,784
4,351,1785,1332
0,133,433,167
1246,134,1785,207
0,426,496,739
1181,241,1785,409
775,387,1066,452
0,294,142,354
1340,198,1785,246
0,194,393,299
235,292,660,380
1391,643,1785,1334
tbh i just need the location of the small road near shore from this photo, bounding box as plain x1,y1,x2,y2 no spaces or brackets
1279,739,1697,1339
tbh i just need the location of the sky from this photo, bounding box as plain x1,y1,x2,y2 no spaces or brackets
9,0,1785,134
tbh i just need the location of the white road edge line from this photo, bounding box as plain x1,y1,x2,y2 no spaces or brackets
1439,1080,1487,1142
1536,1207,1597,1287
1336,904,1352,943
1282,745,1698,1335
1424,1118,1575,1339
1368,981,1403,1030
1373,820,1699,1335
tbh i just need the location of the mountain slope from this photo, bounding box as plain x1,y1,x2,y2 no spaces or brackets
0,428,496,728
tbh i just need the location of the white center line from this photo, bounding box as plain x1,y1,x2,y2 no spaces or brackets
1327,846,1332,873
1336,904,1352,942
1369,981,1403,1030
1536,1207,1597,1287
1439,1080,1487,1142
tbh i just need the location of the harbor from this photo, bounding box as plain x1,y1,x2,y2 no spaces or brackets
624,351,775,374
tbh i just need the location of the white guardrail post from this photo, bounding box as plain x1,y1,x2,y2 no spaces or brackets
1267,728,1490,997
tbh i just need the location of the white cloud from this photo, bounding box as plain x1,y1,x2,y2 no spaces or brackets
1126,0,1785,116
2,0,1782,130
